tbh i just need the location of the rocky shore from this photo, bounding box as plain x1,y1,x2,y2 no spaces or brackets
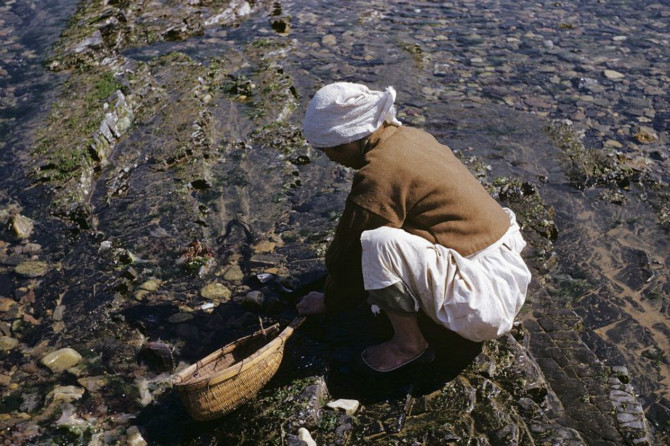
0,0,668,444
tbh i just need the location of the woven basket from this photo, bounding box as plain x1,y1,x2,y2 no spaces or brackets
173,316,305,421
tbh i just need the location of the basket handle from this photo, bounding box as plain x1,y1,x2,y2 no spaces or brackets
278,316,306,341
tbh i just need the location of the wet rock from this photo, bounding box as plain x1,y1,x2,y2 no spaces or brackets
256,272,275,284
20,392,41,412
52,305,65,322
0,336,19,351
614,248,653,290
238,290,264,309
326,398,359,415
135,373,172,407
633,126,658,144
298,427,317,446
603,69,625,80
322,35,337,47
249,253,283,267
45,385,85,406
223,263,244,281
293,376,328,428
168,312,194,324
139,279,162,292
9,214,34,239
0,374,11,386
253,240,276,253
54,404,92,437
271,18,291,35
140,341,175,372
200,282,231,301
126,426,148,446
0,296,17,312
74,30,104,54
40,347,83,373
14,261,49,278
77,375,108,392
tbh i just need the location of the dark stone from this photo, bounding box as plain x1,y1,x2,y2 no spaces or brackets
139,341,175,372
614,248,653,290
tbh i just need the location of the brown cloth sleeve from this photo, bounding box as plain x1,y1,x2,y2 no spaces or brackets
323,200,394,312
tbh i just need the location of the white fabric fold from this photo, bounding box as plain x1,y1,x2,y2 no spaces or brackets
302,82,402,148
360,208,531,342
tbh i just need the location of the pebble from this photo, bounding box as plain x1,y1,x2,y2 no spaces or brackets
240,290,264,308
0,297,17,312
168,312,194,324
10,214,34,239
139,279,162,292
52,305,65,322
40,347,83,373
45,385,85,405
14,261,49,278
633,127,658,144
297,428,317,446
200,282,231,301
0,336,19,351
322,34,337,47
126,426,148,446
77,375,108,392
0,374,11,386
223,263,244,281
603,69,625,80
327,398,360,415
252,240,276,253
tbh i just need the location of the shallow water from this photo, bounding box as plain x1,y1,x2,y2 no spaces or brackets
1,0,668,443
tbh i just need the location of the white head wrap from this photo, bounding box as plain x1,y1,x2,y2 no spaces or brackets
302,82,402,148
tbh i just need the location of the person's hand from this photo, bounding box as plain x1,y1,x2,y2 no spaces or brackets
296,291,326,315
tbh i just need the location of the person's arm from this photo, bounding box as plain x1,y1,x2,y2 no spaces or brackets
322,200,393,312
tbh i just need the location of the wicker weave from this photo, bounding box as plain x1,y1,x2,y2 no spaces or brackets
173,316,305,421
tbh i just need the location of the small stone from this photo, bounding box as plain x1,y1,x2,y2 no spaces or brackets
20,393,41,412
252,240,276,253
327,398,360,415
297,428,317,446
0,336,19,351
45,385,85,405
168,312,194,324
240,290,264,308
134,290,151,301
634,127,658,144
622,420,646,429
603,69,625,80
77,375,108,392
52,305,65,322
139,279,162,292
223,264,245,281
322,34,337,47
200,282,231,301
126,426,148,446
617,412,639,423
41,348,83,373
604,139,623,149
10,214,34,239
15,261,49,278
0,297,17,312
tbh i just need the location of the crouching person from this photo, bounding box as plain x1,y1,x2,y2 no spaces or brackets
296,82,531,373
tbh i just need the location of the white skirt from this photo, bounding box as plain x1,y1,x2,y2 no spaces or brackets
360,208,531,342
